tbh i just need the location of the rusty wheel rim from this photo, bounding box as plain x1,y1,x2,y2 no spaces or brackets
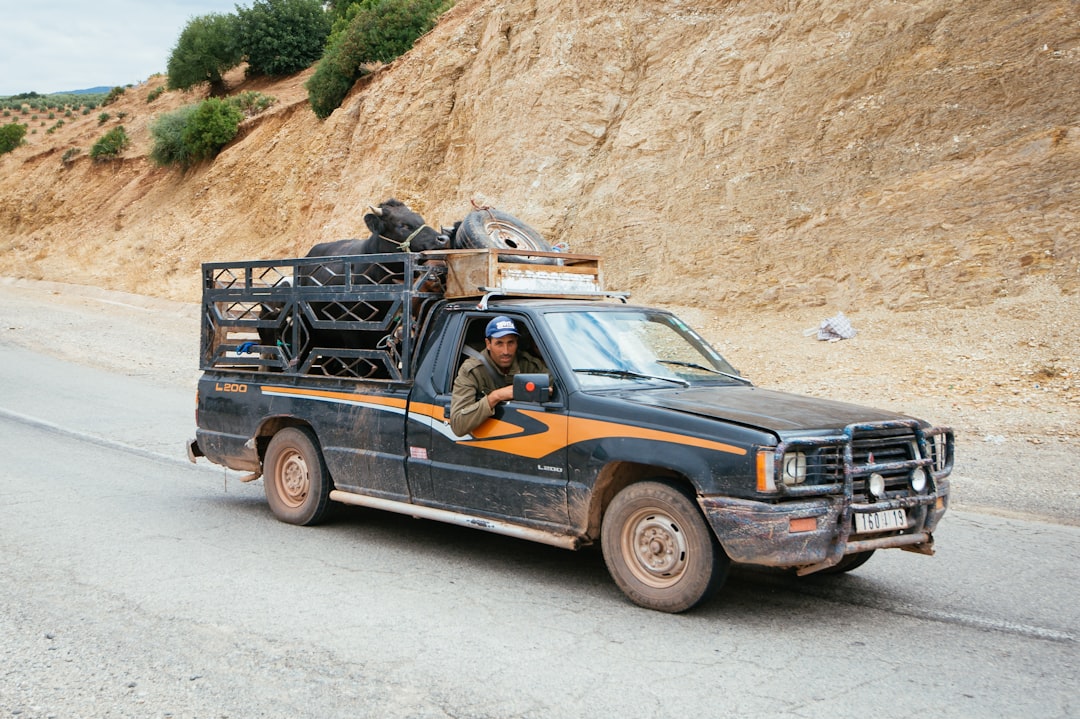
275,448,310,509
483,219,532,249
621,507,688,589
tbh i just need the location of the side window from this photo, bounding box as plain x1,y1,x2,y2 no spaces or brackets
432,316,497,396
439,314,548,394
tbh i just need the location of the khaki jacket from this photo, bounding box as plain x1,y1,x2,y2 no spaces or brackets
449,349,547,436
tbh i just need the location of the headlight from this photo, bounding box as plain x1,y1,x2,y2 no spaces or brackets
911,466,929,493
782,452,807,486
868,472,886,499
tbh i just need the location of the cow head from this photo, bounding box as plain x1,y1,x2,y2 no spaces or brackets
364,199,449,252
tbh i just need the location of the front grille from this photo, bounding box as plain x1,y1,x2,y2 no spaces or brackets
818,427,919,501
772,420,952,501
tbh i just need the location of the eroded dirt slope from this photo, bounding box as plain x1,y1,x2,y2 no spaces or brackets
1,0,1076,308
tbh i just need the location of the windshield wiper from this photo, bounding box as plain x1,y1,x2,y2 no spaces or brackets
573,368,689,387
656,360,752,385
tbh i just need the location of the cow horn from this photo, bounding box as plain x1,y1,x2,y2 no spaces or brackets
368,205,384,216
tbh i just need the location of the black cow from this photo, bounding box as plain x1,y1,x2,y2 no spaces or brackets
307,198,449,259
270,199,447,377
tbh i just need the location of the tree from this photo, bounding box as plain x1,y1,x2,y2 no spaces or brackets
166,13,243,96
236,0,331,77
306,0,449,119
0,122,28,154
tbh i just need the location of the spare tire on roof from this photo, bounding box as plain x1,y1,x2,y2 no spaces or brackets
454,208,558,264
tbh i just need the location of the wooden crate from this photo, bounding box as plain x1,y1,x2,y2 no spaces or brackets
433,249,605,299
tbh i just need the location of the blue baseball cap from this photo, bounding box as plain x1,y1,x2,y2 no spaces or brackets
486,316,519,338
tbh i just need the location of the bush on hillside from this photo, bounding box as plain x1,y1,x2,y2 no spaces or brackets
305,40,356,120
102,86,126,106
228,91,277,116
167,13,243,96
149,104,199,167
236,0,331,77
150,95,258,168
0,122,28,154
182,98,245,162
90,126,130,161
306,0,451,119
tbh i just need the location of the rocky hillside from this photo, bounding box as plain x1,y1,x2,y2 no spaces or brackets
0,0,1077,311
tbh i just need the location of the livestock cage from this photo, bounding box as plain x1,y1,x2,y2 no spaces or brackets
200,252,447,381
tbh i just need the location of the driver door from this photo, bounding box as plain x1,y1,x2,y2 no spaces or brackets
415,313,570,529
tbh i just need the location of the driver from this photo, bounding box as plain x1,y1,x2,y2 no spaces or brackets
449,316,547,436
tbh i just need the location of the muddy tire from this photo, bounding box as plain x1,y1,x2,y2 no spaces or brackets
601,480,728,613
263,427,332,526
454,208,556,264
816,550,875,575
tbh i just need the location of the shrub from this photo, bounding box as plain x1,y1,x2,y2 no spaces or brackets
305,39,358,120
98,112,110,125
306,0,450,119
149,104,198,166
102,86,126,105
61,147,82,165
150,98,243,167
183,98,244,161
0,122,28,154
227,91,276,116
147,86,165,103
236,0,330,77
90,125,130,161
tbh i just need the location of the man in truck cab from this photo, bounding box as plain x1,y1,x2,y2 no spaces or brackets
449,315,548,436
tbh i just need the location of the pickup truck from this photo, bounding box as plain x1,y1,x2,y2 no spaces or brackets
188,248,954,612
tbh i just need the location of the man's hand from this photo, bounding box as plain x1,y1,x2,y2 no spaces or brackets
487,385,515,408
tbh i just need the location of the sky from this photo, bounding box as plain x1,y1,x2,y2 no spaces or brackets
0,1,243,96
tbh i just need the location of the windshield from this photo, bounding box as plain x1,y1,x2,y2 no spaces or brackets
545,309,745,389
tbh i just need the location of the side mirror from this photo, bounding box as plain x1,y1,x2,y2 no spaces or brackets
513,373,551,403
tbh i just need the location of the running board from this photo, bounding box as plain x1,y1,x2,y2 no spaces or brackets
328,490,582,550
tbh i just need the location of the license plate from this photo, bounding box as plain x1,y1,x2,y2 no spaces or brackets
854,508,908,533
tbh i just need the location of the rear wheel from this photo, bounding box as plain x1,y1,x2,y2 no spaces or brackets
263,427,332,526
601,480,729,613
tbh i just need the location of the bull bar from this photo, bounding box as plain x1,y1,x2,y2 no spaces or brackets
700,420,955,574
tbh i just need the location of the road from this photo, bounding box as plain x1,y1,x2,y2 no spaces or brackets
1,341,1077,719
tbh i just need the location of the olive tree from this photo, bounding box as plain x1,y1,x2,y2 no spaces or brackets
166,13,243,96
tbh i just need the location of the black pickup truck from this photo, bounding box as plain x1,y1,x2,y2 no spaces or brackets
188,249,954,612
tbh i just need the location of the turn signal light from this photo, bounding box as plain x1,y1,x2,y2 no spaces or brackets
789,517,817,533
757,450,776,492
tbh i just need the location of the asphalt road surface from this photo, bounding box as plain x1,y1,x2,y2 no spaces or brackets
1,342,1077,719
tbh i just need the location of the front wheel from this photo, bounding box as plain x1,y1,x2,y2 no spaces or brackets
601,480,729,613
263,427,332,526
816,550,875,575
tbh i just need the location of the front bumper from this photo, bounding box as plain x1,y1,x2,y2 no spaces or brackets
699,480,949,574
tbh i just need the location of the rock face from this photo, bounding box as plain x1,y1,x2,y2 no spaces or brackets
0,0,1077,310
